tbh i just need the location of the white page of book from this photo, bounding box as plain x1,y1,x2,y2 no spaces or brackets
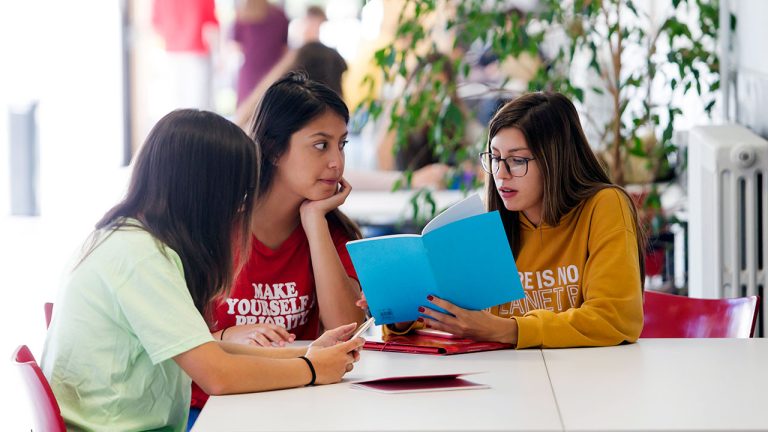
421,193,484,235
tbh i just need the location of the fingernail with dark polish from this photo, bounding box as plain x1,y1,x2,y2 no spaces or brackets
426,295,434,301
417,317,424,323
418,306,425,312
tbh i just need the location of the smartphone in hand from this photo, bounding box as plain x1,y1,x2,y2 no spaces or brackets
349,317,375,340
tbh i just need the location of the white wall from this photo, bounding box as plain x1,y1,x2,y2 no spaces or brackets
0,2,128,429
733,0,768,138
0,0,125,217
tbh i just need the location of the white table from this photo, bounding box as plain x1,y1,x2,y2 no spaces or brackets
339,190,468,226
192,348,562,432
193,338,768,432
542,338,768,431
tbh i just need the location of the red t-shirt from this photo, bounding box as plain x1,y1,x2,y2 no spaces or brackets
191,222,358,408
152,0,218,53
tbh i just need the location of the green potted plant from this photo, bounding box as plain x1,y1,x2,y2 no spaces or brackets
357,0,723,234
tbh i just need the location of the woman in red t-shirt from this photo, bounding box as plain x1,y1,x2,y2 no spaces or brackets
191,71,365,410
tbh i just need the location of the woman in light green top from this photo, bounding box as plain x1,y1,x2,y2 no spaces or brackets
41,109,364,432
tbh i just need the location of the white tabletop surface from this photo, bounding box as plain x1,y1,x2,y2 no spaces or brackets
192,348,562,432
542,338,768,431
339,190,468,225
193,338,768,431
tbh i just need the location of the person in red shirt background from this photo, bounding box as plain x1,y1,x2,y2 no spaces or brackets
190,71,365,412
152,0,218,110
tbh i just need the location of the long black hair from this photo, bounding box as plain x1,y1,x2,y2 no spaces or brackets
249,71,361,240
485,92,645,283
93,109,259,318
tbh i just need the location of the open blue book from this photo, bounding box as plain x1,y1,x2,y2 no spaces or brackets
346,194,524,325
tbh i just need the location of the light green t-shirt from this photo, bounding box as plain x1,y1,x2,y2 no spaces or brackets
41,222,214,432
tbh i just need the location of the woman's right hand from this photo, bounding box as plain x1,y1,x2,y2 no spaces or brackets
310,323,358,348
218,324,296,347
305,337,365,385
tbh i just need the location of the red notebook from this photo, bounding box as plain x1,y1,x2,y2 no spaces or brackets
363,329,512,355
351,373,488,393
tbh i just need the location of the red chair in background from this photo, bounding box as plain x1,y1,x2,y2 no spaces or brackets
12,345,66,432
44,302,54,329
641,290,760,338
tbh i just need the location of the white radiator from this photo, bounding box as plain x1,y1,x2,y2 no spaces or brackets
688,125,767,335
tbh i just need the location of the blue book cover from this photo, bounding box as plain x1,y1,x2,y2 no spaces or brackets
346,194,524,325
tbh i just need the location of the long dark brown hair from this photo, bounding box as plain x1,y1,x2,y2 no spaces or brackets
484,92,646,283
92,109,259,318
249,71,361,240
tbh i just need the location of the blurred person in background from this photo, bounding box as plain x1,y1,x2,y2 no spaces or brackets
288,5,327,48
234,41,449,191
234,38,345,127
231,0,289,108
152,0,219,110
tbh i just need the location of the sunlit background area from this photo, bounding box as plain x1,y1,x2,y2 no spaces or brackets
0,2,395,428
2,0,768,429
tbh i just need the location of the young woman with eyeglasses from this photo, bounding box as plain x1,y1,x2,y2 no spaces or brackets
381,92,645,348
41,109,363,431
190,72,365,410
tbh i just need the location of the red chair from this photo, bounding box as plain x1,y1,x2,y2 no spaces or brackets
12,345,66,432
641,290,760,338
44,302,54,329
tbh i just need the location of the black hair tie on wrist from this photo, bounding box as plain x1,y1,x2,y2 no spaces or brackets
298,355,316,386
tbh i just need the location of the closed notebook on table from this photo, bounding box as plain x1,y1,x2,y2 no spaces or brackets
364,329,512,355
351,373,488,393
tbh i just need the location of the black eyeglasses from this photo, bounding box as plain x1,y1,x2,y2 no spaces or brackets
479,152,535,177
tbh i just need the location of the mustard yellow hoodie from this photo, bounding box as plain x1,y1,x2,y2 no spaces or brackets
490,187,644,348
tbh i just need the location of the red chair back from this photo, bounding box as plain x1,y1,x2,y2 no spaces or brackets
12,345,66,432
641,291,760,338
44,302,54,329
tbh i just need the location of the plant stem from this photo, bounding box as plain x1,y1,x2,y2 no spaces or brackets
610,0,625,185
